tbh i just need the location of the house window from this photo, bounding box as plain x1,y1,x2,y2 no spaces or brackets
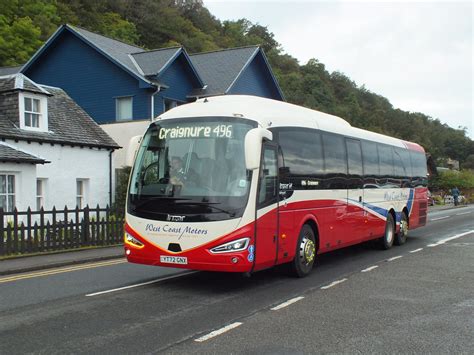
19,92,48,131
116,96,133,121
76,179,88,208
0,174,15,212
36,179,46,210
24,97,41,127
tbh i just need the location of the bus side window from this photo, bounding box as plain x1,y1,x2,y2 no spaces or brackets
394,147,411,187
258,147,278,207
361,141,379,188
377,144,394,188
322,133,347,189
409,151,428,187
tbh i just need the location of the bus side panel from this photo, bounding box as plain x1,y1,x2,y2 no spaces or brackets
279,198,347,256
254,206,279,272
277,210,294,264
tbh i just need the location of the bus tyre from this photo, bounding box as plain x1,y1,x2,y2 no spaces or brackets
394,212,408,246
290,224,316,278
380,213,395,250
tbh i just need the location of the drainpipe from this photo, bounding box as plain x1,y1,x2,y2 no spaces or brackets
151,85,161,119
109,149,113,207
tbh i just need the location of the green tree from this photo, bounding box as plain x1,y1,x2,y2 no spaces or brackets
0,15,42,66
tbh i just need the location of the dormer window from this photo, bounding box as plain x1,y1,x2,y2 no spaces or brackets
24,97,41,127
18,92,48,132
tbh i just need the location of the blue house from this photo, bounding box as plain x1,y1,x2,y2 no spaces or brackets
20,24,284,124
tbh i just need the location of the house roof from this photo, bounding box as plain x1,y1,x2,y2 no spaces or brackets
0,73,51,95
21,25,281,100
131,47,182,76
0,75,120,149
187,46,284,100
0,66,22,76
22,25,204,89
0,142,48,164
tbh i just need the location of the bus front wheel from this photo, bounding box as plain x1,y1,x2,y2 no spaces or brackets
290,224,316,278
379,213,395,250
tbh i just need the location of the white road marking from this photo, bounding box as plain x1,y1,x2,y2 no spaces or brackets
85,271,198,297
456,211,472,216
361,265,379,273
409,248,423,253
271,296,305,311
426,230,474,248
387,255,403,261
436,230,474,245
321,278,348,290
431,216,450,221
194,322,243,342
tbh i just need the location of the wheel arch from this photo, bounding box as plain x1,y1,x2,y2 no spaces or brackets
297,214,320,252
402,206,410,225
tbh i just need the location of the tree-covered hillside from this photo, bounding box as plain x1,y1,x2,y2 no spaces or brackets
1,0,472,166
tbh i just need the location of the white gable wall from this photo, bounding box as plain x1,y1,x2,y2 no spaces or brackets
10,140,111,210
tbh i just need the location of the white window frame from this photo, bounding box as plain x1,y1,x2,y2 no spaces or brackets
76,179,89,209
0,174,16,212
36,178,46,210
115,96,133,121
18,92,48,132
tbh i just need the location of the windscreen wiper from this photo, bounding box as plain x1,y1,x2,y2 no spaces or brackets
133,197,190,210
174,201,236,217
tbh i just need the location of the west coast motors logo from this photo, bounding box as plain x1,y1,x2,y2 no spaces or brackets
167,214,185,222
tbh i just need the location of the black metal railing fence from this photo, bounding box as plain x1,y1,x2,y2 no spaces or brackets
0,205,124,257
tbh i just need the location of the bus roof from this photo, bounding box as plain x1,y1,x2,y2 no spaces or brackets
157,95,425,152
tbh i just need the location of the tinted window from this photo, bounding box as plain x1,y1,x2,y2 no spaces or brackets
361,141,379,176
393,148,411,178
410,151,427,178
258,146,278,207
377,144,393,176
346,139,363,176
279,129,323,175
322,134,347,174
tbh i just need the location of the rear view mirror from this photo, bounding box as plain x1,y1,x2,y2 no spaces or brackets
125,135,142,167
244,128,273,170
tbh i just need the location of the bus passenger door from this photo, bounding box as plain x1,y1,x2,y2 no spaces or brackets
254,143,279,271
345,138,365,241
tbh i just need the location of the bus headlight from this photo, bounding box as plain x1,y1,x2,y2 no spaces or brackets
210,238,250,253
124,232,144,249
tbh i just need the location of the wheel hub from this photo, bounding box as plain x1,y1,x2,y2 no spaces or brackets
300,237,315,265
400,220,408,236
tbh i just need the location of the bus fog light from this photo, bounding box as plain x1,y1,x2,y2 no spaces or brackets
126,249,131,255
210,238,250,253
231,257,239,264
124,232,144,248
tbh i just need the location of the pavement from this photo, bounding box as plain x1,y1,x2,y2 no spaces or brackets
0,245,124,276
0,203,469,276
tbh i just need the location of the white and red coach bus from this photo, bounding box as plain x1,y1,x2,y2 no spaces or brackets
124,95,428,277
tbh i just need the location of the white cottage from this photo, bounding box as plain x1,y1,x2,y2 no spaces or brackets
0,74,120,212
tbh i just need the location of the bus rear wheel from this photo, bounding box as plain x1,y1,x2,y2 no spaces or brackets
394,212,408,246
379,213,395,250
290,224,316,278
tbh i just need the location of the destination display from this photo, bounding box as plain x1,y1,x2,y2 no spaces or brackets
158,124,233,139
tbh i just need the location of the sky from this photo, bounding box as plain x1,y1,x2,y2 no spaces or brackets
203,0,473,139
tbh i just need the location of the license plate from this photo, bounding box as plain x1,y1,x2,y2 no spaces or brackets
160,255,188,265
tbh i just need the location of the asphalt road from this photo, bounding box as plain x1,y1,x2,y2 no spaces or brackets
0,206,473,354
